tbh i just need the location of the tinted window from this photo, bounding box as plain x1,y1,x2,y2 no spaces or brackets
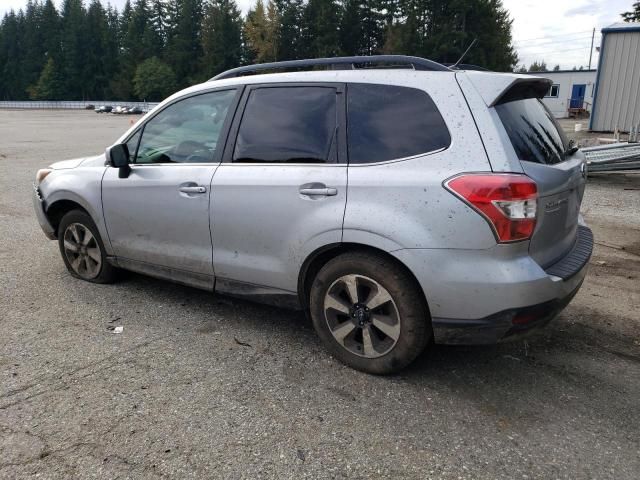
347,84,450,164
496,98,569,165
134,89,236,164
233,87,337,163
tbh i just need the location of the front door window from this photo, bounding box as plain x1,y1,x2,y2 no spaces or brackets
132,89,237,164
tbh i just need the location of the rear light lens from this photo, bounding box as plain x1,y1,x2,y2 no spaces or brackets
445,174,538,243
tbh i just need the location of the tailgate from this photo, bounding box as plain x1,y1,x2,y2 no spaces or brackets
495,95,587,268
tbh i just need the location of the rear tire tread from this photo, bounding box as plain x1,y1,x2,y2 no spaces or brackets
309,251,431,374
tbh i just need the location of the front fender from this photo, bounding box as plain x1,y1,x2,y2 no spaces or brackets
41,166,112,254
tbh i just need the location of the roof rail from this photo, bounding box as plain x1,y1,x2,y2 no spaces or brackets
210,55,451,81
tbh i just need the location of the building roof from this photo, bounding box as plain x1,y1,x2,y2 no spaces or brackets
602,22,640,34
523,69,596,74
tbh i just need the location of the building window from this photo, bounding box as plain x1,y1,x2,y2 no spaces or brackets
545,84,560,98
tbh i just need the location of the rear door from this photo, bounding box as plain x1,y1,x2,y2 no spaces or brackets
210,83,347,293
495,97,586,267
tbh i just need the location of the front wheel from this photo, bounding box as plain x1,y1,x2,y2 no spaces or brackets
58,210,117,284
309,251,431,374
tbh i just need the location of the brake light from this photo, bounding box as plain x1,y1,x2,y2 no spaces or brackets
445,174,537,243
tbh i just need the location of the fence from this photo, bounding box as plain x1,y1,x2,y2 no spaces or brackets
0,100,159,111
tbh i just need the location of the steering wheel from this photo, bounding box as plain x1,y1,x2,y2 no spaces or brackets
172,140,210,162
185,150,211,163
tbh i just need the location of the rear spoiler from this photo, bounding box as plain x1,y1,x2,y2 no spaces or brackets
461,71,552,107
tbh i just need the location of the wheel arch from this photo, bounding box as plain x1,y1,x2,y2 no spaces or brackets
44,189,113,254
297,243,431,319
45,199,91,237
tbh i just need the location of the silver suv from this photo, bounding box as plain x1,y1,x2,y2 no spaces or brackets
33,56,593,374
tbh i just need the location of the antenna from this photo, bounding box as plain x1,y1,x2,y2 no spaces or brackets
452,38,478,68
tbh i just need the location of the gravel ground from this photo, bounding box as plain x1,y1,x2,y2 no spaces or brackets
1,110,639,479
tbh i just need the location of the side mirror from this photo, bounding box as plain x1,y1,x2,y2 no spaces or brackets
106,144,131,178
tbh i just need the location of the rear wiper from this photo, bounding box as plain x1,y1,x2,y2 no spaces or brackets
564,139,579,157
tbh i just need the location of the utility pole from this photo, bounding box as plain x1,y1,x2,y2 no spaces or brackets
588,28,595,69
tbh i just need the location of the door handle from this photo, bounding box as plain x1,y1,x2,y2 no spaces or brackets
179,186,206,194
299,187,338,196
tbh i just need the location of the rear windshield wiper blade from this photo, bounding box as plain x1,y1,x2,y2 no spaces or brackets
564,140,579,157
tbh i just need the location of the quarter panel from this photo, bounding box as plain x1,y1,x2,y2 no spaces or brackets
455,72,524,173
343,75,496,250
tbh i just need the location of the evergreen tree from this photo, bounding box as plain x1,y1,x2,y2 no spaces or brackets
40,0,62,61
149,0,168,55
622,1,640,21
28,57,66,99
22,0,45,92
301,0,341,58
459,0,517,71
202,0,244,77
0,0,521,99
339,0,363,55
528,60,547,72
84,0,112,98
244,0,278,62
103,5,120,96
119,0,132,46
60,0,88,99
384,0,517,71
340,0,387,56
166,0,205,86
0,10,27,99
274,0,303,60
127,0,153,62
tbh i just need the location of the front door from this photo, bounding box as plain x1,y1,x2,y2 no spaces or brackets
102,88,240,281
211,84,347,293
570,84,586,108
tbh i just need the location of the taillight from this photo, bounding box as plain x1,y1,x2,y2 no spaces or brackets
444,173,537,243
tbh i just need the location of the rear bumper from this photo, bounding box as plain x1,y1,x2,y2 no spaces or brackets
32,183,56,239
391,226,593,345
431,279,583,344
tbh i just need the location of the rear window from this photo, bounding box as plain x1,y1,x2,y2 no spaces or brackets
347,84,450,164
496,98,569,165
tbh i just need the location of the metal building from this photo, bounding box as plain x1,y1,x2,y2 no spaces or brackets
590,22,640,132
525,70,597,118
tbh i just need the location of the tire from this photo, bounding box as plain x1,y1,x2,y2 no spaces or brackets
57,209,117,284
309,251,431,374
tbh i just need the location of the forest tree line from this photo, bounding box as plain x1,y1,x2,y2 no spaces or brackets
0,0,517,101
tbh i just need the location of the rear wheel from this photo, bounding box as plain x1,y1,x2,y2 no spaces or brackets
309,251,431,374
58,210,117,284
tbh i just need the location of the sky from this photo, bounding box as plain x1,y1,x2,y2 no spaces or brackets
0,0,634,69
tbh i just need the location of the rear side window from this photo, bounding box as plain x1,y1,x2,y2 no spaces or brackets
233,87,337,163
496,98,569,165
347,84,450,164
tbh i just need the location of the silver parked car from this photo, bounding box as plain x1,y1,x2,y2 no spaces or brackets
33,56,593,374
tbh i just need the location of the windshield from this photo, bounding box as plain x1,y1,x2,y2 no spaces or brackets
496,98,570,165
